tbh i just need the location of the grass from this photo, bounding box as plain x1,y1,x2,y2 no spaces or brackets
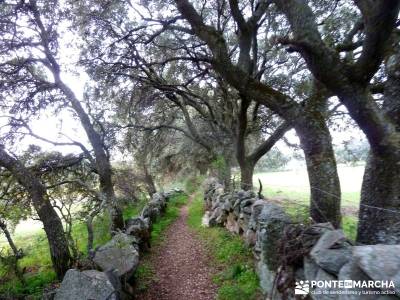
123,198,148,220
262,186,360,208
134,193,188,292
187,192,261,300
184,175,206,194
255,165,364,208
271,198,358,241
342,216,358,241
0,199,147,298
254,166,362,241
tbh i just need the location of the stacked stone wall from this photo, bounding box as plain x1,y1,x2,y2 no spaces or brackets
203,179,400,299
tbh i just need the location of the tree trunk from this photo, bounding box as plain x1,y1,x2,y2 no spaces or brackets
0,148,71,279
239,161,255,191
100,171,124,233
36,197,72,279
220,161,232,191
144,173,157,198
143,164,157,198
295,116,342,228
198,163,208,175
357,52,400,244
0,222,25,284
0,220,20,256
217,154,232,191
86,215,95,254
357,151,400,244
236,97,253,191
208,153,233,190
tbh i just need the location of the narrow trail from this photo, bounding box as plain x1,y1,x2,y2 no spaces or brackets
139,197,218,300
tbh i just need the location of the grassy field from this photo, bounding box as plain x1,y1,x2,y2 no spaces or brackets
254,165,364,207
254,165,364,240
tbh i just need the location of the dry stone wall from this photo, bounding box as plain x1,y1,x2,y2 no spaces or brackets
203,178,400,300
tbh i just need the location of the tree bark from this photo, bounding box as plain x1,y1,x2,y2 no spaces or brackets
37,198,72,279
239,161,255,191
144,165,157,198
295,114,342,228
357,151,400,244
0,220,20,257
100,172,124,234
0,147,71,279
236,98,253,190
357,52,400,244
218,154,233,191
86,215,95,254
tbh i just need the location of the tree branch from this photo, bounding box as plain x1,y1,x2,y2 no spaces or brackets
247,121,291,164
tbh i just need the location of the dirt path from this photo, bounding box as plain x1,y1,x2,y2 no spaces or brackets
139,200,218,300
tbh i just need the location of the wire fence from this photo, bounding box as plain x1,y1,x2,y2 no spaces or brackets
231,177,400,226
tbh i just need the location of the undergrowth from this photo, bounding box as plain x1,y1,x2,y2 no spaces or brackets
0,198,147,298
187,192,261,300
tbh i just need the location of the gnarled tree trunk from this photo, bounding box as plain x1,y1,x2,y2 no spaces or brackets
0,147,71,279
295,114,342,228
99,167,124,233
357,52,400,244
37,196,72,279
